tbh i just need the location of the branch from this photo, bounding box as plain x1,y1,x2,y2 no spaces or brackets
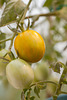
17,0,32,29
53,67,66,100
25,11,58,19
30,80,58,88
0,57,10,62
0,38,12,44
9,0,32,51
60,91,67,94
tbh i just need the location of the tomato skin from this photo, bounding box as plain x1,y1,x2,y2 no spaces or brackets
14,30,45,63
0,49,11,76
6,59,34,89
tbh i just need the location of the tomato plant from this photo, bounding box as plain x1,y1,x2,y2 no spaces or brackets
0,0,67,100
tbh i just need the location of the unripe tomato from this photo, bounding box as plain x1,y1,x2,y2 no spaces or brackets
33,62,49,82
46,76,58,97
14,30,45,63
0,49,11,76
6,59,34,89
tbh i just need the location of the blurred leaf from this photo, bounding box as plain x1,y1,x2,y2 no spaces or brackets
34,86,40,98
0,0,26,27
30,96,35,100
58,6,67,20
50,62,65,73
37,84,47,90
43,0,53,8
0,31,6,50
0,0,5,8
55,50,62,58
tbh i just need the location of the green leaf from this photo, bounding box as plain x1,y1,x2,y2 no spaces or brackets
0,0,26,27
0,0,5,8
50,62,65,73
0,31,6,50
43,0,53,8
34,86,40,98
37,84,47,90
30,96,35,100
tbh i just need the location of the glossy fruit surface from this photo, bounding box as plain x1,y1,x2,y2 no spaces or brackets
0,49,11,76
6,59,34,89
14,30,45,63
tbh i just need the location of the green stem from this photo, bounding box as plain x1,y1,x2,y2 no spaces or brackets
0,38,12,44
9,32,16,50
0,57,10,62
30,80,58,88
17,0,32,30
60,91,67,94
25,11,59,19
53,68,66,100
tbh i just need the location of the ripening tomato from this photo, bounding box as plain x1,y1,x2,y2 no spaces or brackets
6,59,34,89
14,30,45,63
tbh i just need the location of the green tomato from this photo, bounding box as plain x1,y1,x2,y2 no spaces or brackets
33,61,49,82
46,76,58,97
0,49,10,76
6,59,34,89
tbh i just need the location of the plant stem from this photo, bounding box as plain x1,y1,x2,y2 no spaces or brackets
17,0,32,30
9,32,16,50
30,80,58,88
25,11,59,19
53,67,66,100
60,91,67,94
0,57,10,62
0,38,12,44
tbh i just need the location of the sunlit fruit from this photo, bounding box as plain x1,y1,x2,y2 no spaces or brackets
32,61,49,82
0,49,11,76
6,59,34,89
14,30,45,63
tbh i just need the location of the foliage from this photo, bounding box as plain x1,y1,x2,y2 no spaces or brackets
0,0,67,100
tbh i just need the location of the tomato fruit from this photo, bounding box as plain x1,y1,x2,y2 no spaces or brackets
33,61,49,82
14,30,45,63
0,49,11,76
6,59,34,89
46,76,58,97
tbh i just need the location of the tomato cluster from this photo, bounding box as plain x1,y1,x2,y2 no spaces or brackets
0,30,45,89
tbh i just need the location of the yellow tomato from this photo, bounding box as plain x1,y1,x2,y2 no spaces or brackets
14,30,45,63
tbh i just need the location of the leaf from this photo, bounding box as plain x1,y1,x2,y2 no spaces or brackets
30,96,35,100
0,0,26,27
0,31,6,50
43,0,53,8
58,6,67,20
0,0,5,8
34,86,40,98
50,62,65,73
37,84,47,90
